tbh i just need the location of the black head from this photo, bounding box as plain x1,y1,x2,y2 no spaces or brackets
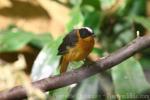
78,27,94,38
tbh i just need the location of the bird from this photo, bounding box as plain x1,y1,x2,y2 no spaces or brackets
57,27,95,73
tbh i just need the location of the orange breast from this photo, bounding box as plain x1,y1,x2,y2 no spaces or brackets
65,36,94,61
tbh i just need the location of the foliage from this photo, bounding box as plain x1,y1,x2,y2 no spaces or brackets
112,57,150,99
0,0,150,99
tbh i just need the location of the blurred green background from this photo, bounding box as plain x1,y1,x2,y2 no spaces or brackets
0,0,150,99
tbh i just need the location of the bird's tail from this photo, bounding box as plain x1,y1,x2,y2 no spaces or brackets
59,56,69,73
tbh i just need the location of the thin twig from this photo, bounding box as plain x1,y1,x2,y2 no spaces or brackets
0,36,150,100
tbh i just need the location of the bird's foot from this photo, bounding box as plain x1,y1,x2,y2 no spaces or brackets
83,59,94,66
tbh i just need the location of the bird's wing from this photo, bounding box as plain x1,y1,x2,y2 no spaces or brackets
57,29,78,55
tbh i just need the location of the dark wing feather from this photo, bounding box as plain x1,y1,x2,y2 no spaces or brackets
57,29,78,55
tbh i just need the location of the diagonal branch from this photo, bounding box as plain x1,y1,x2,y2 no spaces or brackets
0,36,150,99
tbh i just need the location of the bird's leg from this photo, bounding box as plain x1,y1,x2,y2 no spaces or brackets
83,58,88,65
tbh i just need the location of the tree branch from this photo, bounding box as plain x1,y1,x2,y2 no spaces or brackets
0,36,150,99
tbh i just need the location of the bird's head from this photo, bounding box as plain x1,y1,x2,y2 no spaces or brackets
78,27,95,38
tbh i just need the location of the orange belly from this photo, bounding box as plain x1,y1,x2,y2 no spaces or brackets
64,36,94,61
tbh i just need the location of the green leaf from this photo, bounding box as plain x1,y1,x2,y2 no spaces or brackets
66,6,84,32
49,87,71,100
115,28,134,45
93,47,104,56
82,0,100,10
129,16,150,32
83,11,100,34
31,37,62,80
139,56,150,69
100,0,116,10
69,0,82,6
119,0,146,16
0,28,33,52
128,0,146,16
30,33,53,48
111,57,150,99
74,75,100,100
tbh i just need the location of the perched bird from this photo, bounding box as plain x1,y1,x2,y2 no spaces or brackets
57,27,95,73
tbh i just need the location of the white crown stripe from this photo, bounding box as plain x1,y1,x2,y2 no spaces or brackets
73,27,93,33
81,27,93,33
